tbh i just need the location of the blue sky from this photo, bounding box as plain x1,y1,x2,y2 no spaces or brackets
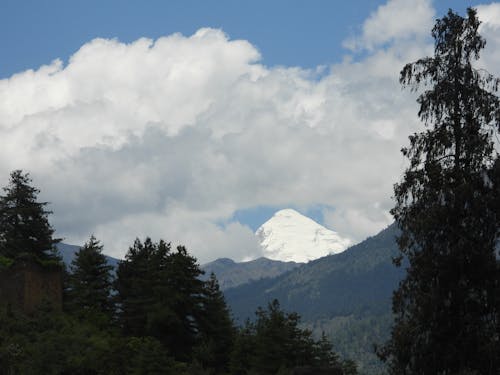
2,0,475,78
0,0,497,262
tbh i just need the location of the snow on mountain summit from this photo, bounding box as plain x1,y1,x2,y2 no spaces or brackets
255,209,351,263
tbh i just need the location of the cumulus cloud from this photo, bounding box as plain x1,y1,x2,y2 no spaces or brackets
0,2,497,262
343,0,434,52
476,3,500,76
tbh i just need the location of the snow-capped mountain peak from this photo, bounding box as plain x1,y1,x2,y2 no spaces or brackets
255,209,351,263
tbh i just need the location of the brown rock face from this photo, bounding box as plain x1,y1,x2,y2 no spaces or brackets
0,260,62,314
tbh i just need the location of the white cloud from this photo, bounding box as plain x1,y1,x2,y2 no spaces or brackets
90,206,262,263
0,2,497,263
343,0,434,52
476,3,500,27
476,3,500,76
323,206,394,243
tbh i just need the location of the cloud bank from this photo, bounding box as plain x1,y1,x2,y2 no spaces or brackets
0,1,498,262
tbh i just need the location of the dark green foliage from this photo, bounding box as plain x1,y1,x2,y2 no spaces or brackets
0,304,187,375
57,242,119,272
117,336,189,375
162,245,206,359
312,313,393,374
315,332,341,368
0,255,13,268
252,300,315,373
0,170,60,261
229,320,257,375
230,300,355,375
65,235,114,323
0,169,367,373
0,304,115,375
195,273,235,373
225,224,402,374
115,238,159,337
115,238,206,361
380,8,500,374
0,223,356,374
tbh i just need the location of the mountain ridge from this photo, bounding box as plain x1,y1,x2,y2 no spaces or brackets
225,223,404,374
202,256,303,290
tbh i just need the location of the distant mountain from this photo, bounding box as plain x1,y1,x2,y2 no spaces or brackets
256,209,351,263
56,243,120,271
201,257,303,290
225,224,405,374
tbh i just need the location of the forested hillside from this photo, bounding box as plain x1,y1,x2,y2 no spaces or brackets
202,257,303,290
225,224,405,374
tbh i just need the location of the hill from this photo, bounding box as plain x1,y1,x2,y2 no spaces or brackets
224,224,405,374
202,257,302,290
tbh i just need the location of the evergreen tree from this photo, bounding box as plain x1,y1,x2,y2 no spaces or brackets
0,303,188,375
379,8,500,374
253,299,317,374
313,333,358,375
115,239,206,362
231,299,351,375
0,170,60,261
115,238,159,336
66,235,114,322
158,245,205,361
314,332,341,368
118,336,189,375
229,320,256,375
195,272,235,373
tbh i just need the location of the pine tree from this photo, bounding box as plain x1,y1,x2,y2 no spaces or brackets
314,332,341,368
229,320,256,375
115,239,206,362
0,170,60,261
229,301,352,375
252,300,320,374
195,272,235,373
160,245,205,361
379,8,500,374
115,238,159,336
66,235,114,322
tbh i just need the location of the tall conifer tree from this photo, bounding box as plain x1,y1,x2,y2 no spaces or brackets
196,273,235,373
161,245,205,360
0,170,60,261
115,239,206,361
115,238,159,336
66,235,114,320
380,8,500,374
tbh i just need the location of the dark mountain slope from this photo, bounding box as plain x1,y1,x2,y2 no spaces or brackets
224,224,405,374
201,257,302,290
226,224,403,322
